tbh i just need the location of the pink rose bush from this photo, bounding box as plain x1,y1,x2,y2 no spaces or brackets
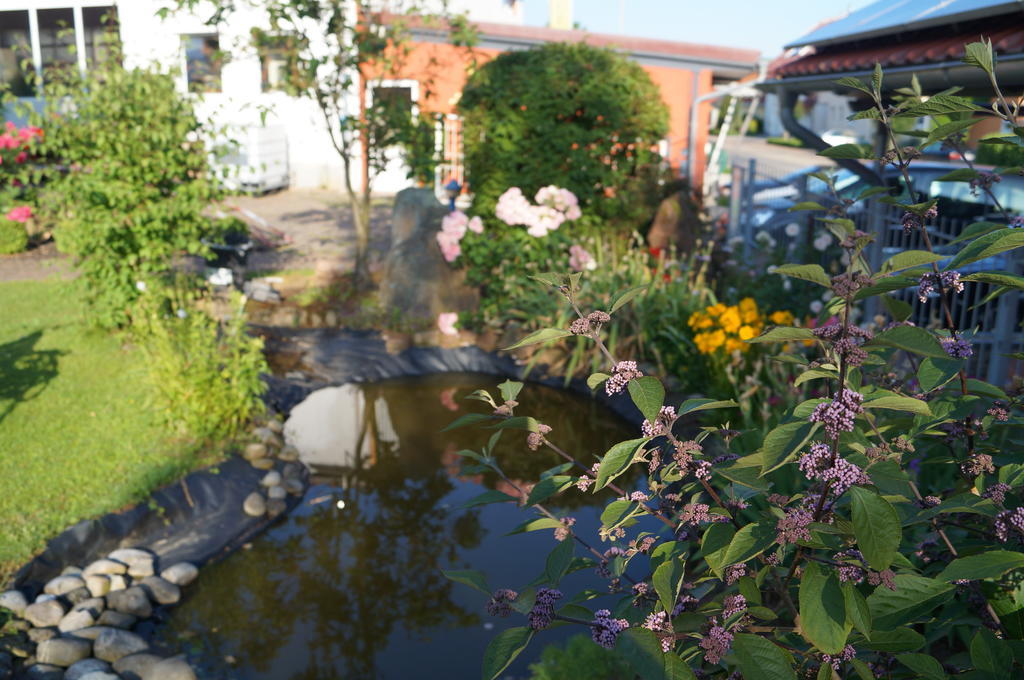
568,244,596,272
436,210,486,263
495,186,581,237
5,205,32,223
437,312,458,336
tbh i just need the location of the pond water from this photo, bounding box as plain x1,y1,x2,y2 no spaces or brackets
151,373,639,680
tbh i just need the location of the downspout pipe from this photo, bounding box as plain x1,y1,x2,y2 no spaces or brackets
778,86,883,186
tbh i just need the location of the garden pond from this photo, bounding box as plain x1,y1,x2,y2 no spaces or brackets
150,373,641,679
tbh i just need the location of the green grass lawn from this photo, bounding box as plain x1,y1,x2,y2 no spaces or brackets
0,279,198,581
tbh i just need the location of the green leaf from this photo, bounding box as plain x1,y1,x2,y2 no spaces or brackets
867,325,947,358
545,537,574,585
759,420,819,475
462,490,518,509
843,582,873,639
794,368,838,387
849,487,901,570
962,271,1024,290
774,263,831,287
601,499,638,530
663,653,698,680
526,476,572,506
653,558,685,612
507,517,563,535
896,653,946,680
939,550,1024,582
947,228,1024,270
880,249,945,274
722,521,776,567
498,379,523,403
818,143,872,159
732,633,796,680
880,294,913,322
610,284,648,313
487,416,539,432
867,575,954,630
481,627,533,680
788,201,826,212
800,562,851,654
587,372,610,390
963,39,995,75
748,326,816,345
615,628,667,680
443,569,490,595
948,221,1006,245
442,413,494,432
862,393,932,416
835,76,873,96
971,628,1013,674
872,62,883,93
918,357,962,392
629,376,665,424
529,272,564,287
923,118,984,148
677,398,738,416
861,627,925,651
503,327,573,350
594,438,648,491
901,94,983,117
851,659,875,680
935,168,981,183
701,522,735,579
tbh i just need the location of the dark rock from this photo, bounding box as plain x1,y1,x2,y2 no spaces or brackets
266,498,287,516
113,652,163,680
646,191,706,254
0,636,31,658
96,611,136,630
379,190,478,325
139,577,180,606
35,637,91,667
23,600,67,628
64,658,111,680
71,598,105,618
267,486,287,501
141,655,197,680
23,663,63,679
93,628,148,663
106,587,151,618
77,673,120,680
158,563,197,588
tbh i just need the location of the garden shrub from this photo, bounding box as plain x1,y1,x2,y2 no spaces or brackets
527,633,633,680
975,132,1024,167
22,56,224,328
445,47,1024,680
0,217,27,254
133,279,267,444
459,42,668,230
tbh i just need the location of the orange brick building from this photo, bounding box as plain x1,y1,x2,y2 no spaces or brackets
374,17,759,193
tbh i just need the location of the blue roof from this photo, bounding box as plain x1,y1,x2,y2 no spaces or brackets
786,0,1023,49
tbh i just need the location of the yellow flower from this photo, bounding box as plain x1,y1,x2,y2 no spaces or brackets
708,303,727,317
770,310,795,326
725,338,746,353
719,307,742,335
738,325,756,341
688,311,713,330
739,297,759,324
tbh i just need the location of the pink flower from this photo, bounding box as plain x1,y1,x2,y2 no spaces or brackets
441,210,468,239
0,134,17,150
436,230,461,263
467,216,484,234
569,244,596,272
437,312,458,336
5,205,32,223
14,151,27,164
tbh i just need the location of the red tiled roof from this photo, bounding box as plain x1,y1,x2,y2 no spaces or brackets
772,25,1024,78
383,12,759,66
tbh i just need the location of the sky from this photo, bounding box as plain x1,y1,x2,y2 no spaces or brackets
522,0,877,58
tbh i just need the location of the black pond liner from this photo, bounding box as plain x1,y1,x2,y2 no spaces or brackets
13,329,646,596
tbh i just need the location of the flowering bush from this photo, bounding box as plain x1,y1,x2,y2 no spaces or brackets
16,55,224,327
458,41,669,232
445,47,1024,679
688,298,787,355
0,121,43,254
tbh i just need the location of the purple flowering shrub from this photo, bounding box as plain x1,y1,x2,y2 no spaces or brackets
445,45,1024,679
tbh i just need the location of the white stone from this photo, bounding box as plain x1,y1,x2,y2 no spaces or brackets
107,549,153,569
57,608,96,633
159,563,198,588
85,574,111,597
43,575,85,596
83,559,128,577
260,471,282,487
0,590,28,616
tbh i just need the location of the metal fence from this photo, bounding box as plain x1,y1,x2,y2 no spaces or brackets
726,158,1023,386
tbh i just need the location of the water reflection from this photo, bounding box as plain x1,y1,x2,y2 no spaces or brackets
152,374,636,680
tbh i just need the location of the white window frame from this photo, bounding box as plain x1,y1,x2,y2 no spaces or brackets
368,78,420,118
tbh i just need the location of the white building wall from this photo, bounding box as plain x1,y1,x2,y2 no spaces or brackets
6,0,523,193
